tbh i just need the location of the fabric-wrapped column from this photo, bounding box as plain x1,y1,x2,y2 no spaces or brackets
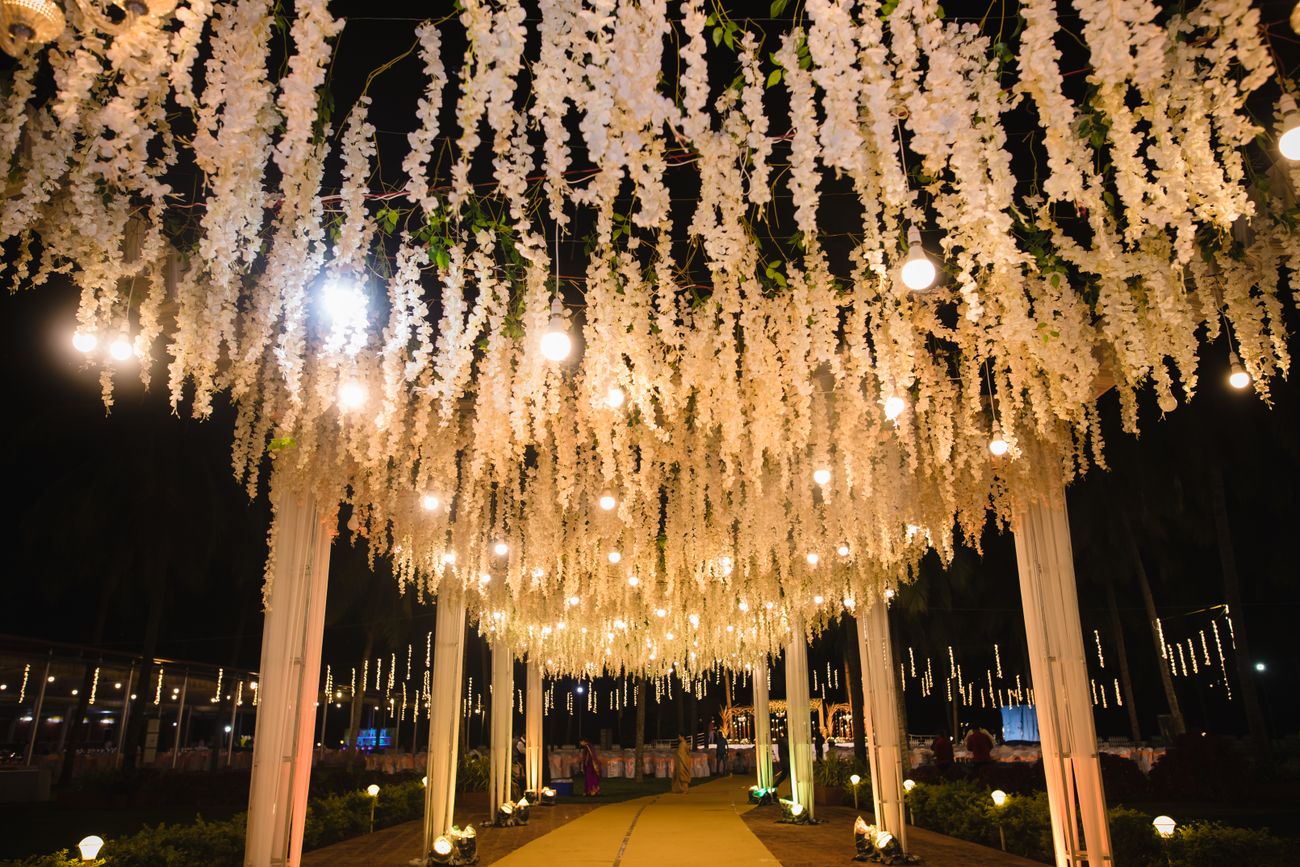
244,485,334,867
752,658,773,791
1013,485,1112,866
422,586,468,856
524,656,543,795
488,642,514,817
856,598,908,851
784,621,815,819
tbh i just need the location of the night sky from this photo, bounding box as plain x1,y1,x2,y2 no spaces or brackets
3,0,1299,748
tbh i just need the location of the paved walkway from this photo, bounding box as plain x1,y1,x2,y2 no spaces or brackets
493,777,779,866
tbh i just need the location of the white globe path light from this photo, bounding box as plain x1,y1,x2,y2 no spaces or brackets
1227,350,1250,390
883,394,906,421
812,467,831,486
72,331,98,353
1279,93,1300,161
338,380,367,411
991,789,1008,807
899,225,938,291
108,334,134,362
77,836,104,861
989,423,1010,457
540,299,571,362
1152,815,1176,838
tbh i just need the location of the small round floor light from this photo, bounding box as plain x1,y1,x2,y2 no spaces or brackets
77,836,104,861
366,784,380,797
430,835,454,864
991,789,1008,807
1153,815,1176,838
903,778,916,793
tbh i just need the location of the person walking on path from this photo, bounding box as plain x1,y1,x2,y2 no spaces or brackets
715,726,729,775
672,735,693,793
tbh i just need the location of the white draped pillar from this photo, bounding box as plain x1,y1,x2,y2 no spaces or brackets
244,485,334,867
856,601,908,851
488,643,514,815
524,656,544,794
783,622,815,819
422,587,467,855
752,658,773,790
1013,485,1112,866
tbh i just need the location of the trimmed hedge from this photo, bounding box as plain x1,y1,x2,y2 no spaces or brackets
1,779,428,867
904,779,1296,866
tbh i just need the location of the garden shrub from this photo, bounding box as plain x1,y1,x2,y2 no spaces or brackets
992,791,1053,862
1097,754,1150,802
1162,822,1292,867
1106,807,1162,867
906,779,996,848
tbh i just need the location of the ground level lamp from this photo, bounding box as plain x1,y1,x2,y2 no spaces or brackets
366,784,380,833
990,790,1008,851
902,778,916,825
1152,815,1176,838
77,836,104,861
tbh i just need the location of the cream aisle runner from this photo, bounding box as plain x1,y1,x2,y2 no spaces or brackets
492,777,780,866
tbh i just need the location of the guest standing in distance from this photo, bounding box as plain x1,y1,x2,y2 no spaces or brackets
579,738,601,796
671,735,693,793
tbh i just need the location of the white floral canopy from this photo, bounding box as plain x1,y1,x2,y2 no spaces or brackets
1,0,1294,677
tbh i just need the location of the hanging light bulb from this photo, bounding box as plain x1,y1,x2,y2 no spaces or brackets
598,493,617,511
607,550,622,564
442,552,457,565
812,467,831,486
71,331,98,353
606,386,625,409
805,552,820,567
539,298,571,362
1227,350,1250,390
989,423,1010,457
108,334,134,362
899,225,937,291
836,544,850,557
627,575,640,587
493,541,509,557
567,595,581,607
420,494,440,512
1279,93,1300,161
883,395,906,421
813,595,825,605
338,380,367,410
321,275,368,329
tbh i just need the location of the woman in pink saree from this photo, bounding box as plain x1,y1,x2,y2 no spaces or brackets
579,738,601,796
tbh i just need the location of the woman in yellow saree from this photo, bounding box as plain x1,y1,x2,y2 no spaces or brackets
671,735,692,793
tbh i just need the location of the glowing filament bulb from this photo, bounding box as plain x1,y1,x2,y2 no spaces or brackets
627,575,640,587
989,424,1010,457
72,331,98,353
837,544,850,557
883,395,906,421
806,552,820,567
109,334,134,361
567,595,580,607
812,467,831,486
606,386,625,408
493,541,509,556
899,225,937,291
540,299,571,361
607,550,622,564
420,494,440,512
1227,351,1250,390
1279,93,1300,161
598,493,617,511
338,380,367,410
